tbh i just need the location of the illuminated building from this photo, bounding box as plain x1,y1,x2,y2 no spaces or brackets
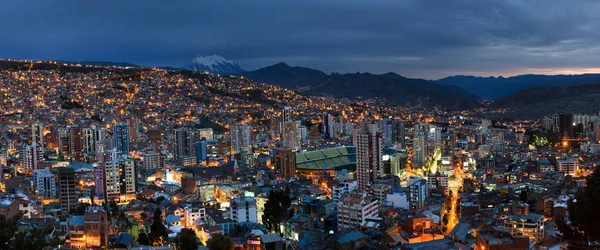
196,140,208,163
33,167,56,198
427,173,449,195
113,124,129,158
556,157,578,175
84,206,109,249
31,121,44,148
282,122,298,150
101,158,136,204
127,117,140,141
68,126,85,162
481,119,491,133
20,142,43,171
274,148,295,179
333,180,357,204
392,120,405,148
57,167,77,211
197,128,214,140
356,130,383,191
503,213,545,243
390,153,407,178
230,124,251,155
413,131,427,166
337,191,380,230
230,196,257,223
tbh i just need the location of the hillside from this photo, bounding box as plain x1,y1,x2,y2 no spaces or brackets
490,83,600,118
241,63,480,110
436,74,600,100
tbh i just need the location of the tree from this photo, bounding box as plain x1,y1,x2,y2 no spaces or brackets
9,227,50,250
564,168,600,246
0,215,17,249
174,229,198,250
206,233,234,250
519,190,528,202
262,190,291,233
148,208,168,246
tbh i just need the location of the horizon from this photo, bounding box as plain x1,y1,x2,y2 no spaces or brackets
3,0,600,79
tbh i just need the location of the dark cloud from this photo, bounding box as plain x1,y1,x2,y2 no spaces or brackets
1,0,599,78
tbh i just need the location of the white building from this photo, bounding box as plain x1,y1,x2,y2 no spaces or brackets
386,191,409,210
20,142,43,171
337,191,380,229
230,196,257,223
557,157,578,175
33,168,56,198
197,128,214,140
332,180,357,204
183,203,206,228
230,124,252,154
504,213,545,243
427,174,449,195
413,131,427,166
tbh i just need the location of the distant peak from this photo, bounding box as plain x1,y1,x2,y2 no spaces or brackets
272,62,290,67
183,54,243,74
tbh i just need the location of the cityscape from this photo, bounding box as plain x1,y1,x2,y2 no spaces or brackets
2,1,600,250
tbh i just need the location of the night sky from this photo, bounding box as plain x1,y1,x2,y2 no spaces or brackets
2,0,600,79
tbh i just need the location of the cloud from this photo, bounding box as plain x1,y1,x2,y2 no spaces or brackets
0,0,599,78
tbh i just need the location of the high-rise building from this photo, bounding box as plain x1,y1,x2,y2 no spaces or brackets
20,142,43,171
377,118,393,146
441,131,456,155
356,130,383,191
82,128,96,155
31,121,44,148
142,151,161,170
112,124,129,158
390,153,407,178
337,191,380,229
274,148,295,179
230,124,251,155
481,119,491,133
33,167,56,198
196,140,208,163
392,120,405,148
323,113,334,139
282,122,298,150
230,197,257,223
102,158,136,204
282,106,293,123
57,167,77,211
68,126,85,162
558,114,574,139
413,131,427,166
174,128,195,163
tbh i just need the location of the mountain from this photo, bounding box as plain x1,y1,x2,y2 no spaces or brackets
241,63,480,110
183,55,244,75
490,82,600,118
436,74,600,100
240,62,328,89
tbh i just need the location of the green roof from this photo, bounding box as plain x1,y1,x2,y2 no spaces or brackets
296,146,356,170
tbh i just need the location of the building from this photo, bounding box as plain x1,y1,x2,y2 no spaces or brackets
407,176,428,210
392,120,405,148
427,173,449,195
113,124,129,158
504,213,545,243
559,113,574,139
274,148,296,179
33,168,56,198
102,158,136,204
20,142,43,171
31,121,44,148
142,151,161,170
370,184,392,202
174,128,195,165
230,196,257,223
282,122,298,150
481,119,491,133
413,131,427,166
197,128,214,140
68,126,85,162
57,167,77,211
0,199,19,219
356,130,383,191
386,191,409,210
84,206,109,248
230,124,251,155
196,140,208,163
333,180,357,204
323,113,334,139
337,191,380,229
556,157,578,175
390,153,407,178
475,227,529,250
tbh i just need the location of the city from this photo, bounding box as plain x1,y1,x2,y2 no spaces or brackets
2,1,600,250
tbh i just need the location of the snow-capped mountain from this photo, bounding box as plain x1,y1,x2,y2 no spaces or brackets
182,55,244,75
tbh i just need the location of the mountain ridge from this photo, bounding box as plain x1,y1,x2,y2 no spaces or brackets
182,55,244,75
